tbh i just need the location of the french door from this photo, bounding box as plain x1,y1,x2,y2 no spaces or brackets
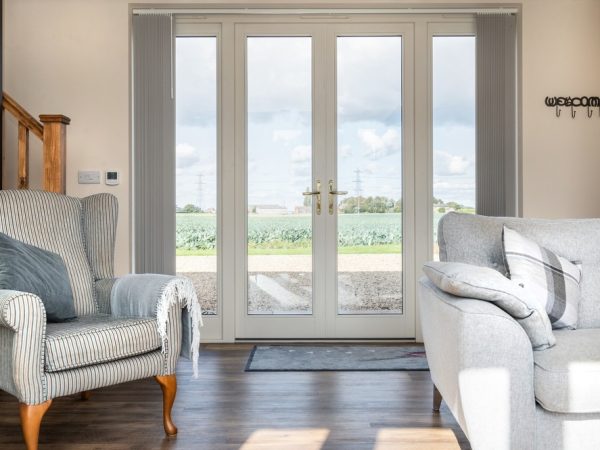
174,15,477,341
234,23,415,339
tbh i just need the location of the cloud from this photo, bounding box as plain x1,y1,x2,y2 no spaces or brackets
337,37,403,125
358,128,401,159
364,162,379,175
432,36,476,126
176,38,217,126
339,145,352,157
435,151,471,176
176,143,201,169
291,145,311,163
273,129,302,143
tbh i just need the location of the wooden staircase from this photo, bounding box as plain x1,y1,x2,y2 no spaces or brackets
1,92,70,193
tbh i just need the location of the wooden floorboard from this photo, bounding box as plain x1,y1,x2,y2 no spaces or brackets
0,345,470,449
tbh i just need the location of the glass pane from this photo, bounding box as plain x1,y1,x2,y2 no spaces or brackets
175,37,218,315
247,37,313,315
336,36,403,315
432,36,476,260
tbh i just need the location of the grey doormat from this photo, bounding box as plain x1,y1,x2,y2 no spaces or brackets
245,345,429,372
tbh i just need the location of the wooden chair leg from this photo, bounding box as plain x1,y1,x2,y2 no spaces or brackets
19,400,52,450
80,391,92,401
433,385,443,412
155,375,178,436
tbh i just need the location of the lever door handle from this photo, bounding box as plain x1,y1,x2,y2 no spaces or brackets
302,180,321,215
328,180,348,215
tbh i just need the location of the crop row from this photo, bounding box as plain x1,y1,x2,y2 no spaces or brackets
176,215,402,250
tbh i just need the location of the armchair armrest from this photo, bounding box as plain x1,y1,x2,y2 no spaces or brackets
109,274,203,377
110,274,177,318
0,290,47,404
419,277,536,450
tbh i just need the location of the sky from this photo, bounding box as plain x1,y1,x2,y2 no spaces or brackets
175,35,475,211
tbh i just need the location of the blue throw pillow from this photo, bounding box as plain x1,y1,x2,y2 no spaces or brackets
0,232,76,322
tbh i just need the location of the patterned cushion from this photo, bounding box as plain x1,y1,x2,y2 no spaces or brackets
45,315,161,372
503,226,582,329
0,190,97,316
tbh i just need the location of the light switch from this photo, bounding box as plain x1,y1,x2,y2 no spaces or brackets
78,170,101,184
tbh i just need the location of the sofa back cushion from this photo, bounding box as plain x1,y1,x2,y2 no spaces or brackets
438,213,600,328
0,190,97,316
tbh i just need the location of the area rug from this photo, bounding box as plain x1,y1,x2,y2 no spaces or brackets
245,345,429,372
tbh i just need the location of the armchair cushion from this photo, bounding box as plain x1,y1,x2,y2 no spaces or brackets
534,329,600,413
44,315,161,372
0,232,76,322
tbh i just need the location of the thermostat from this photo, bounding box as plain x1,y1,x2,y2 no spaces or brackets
105,171,120,186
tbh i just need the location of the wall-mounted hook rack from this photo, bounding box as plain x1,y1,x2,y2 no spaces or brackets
545,96,600,119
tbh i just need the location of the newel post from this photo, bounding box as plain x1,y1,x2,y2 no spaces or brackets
39,114,70,194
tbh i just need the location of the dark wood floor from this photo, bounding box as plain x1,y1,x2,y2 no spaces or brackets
0,344,470,449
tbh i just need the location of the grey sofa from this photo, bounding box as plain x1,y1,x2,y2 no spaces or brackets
0,190,184,450
420,212,600,450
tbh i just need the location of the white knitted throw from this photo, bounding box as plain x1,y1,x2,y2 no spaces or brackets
156,277,203,378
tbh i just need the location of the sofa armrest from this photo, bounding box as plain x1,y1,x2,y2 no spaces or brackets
0,290,47,404
419,277,536,450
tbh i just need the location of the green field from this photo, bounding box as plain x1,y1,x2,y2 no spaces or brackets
177,209,472,256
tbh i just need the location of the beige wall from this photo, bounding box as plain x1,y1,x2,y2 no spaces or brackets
3,0,600,274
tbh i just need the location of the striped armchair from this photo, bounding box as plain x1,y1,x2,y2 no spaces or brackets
0,190,182,450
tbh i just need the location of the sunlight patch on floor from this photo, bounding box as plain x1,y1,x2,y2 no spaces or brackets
374,427,462,450
239,428,330,450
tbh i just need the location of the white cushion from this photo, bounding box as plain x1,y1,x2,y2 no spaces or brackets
534,329,600,413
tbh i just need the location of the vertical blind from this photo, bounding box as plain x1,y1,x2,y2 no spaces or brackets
476,13,517,217
132,14,176,274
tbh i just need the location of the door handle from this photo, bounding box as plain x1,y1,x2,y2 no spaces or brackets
328,180,348,215
302,180,321,215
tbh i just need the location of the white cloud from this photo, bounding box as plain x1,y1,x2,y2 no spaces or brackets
339,145,352,157
176,143,200,169
365,162,379,175
358,128,401,159
291,145,311,163
435,151,471,176
273,129,302,143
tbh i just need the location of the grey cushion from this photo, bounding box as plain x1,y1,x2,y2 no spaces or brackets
437,213,600,328
0,232,76,322
503,226,582,329
0,190,97,316
423,261,555,350
44,315,161,372
534,329,600,413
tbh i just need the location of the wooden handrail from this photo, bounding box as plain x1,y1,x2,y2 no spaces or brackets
2,92,44,139
1,92,70,193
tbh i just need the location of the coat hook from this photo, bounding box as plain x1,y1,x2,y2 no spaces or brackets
556,106,561,117
571,105,576,118
588,106,594,118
